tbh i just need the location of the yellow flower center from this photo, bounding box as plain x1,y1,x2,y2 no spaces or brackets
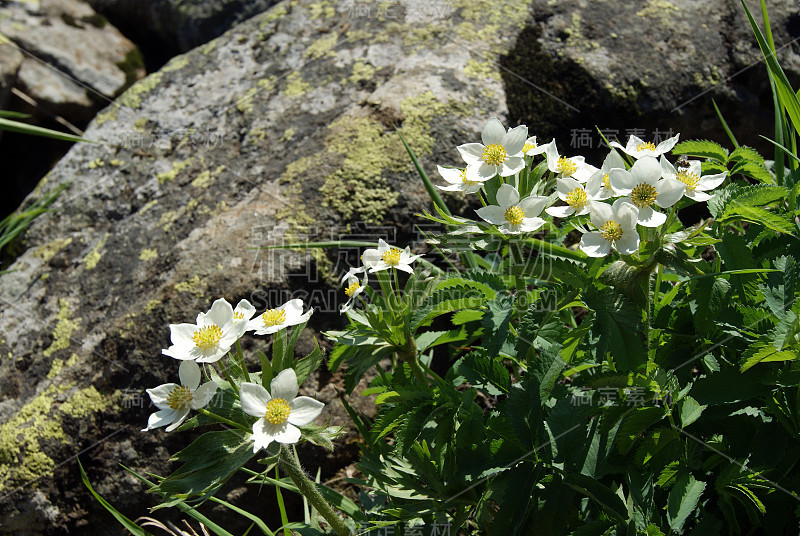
522,142,537,153
381,247,402,266
630,183,658,208
166,385,193,410
460,169,478,186
344,280,360,297
504,206,525,226
676,171,700,192
602,173,611,190
265,398,291,425
261,309,286,327
233,311,244,321
636,141,656,152
482,143,508,166
557,156,577,176
599,220,624,242
192,325,223,350
565,187,588,210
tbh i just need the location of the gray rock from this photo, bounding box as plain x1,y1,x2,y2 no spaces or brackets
0,0,798,533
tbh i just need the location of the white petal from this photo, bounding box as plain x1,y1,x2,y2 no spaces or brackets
608,140,629,156
655,178,685,208
545,140,560,172
204,298,234,328
518,195,548,217
161,345,196,361
602,150,626,172
615,229,640,255
280,299,305,324
234,299,256,322
686,190,713,202
437,165,463,184
482,117,506,146
546,205,574,218
240,382,271,417
270,368,299,401
655,133,679,154
165,408,191,432
660,155,677,180
503,125,528,155
557,177,582,199
142,409,177,432
168,323,198,348
179,360,202,391
361,248,380,268
476,205,507,225
147,383,179,411
457,143,484,164
500,156,524,177
267,422,302,444
572,160,597,183
630,156,661,185
609,169,634,194
637,205,666,227
697,172,726,191
626,135,645,153
496,184,520,207
614,200,640,230
288,396,325,426
191,382,218,409
251,418,274,452
519,217,546,233
469,162,498,181
580,232,612,257
589,202,613,229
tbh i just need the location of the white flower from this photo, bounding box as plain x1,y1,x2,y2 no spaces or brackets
476,183,548,234
545,177,602,218
522,135,547,156
246,299,312,336
361,239,421,274
162,298,249,363
340,267,368,314
458,117,527,181
586,150,627,200
609,156,685,227
610,133,680,159
660,156,726,202
233,299,256,326
240,368,324,453
436,166,482,194
580,199,640,257
142,360,218,432
544,140,597,182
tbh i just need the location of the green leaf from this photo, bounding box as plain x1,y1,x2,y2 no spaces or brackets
453,352,511,395
692,276,731,334
293,342,324,384
490,463,540,533
720,203,795,234
739,341,797,372
730,161,775,183
667,473,706,533
0,117,93,143
679,396,706,428
728,146,765,166
564,473,627,522
505,377,542,451
762,256,798,317
79,460,154,536
672,140,729,163
481,294,512,356
583,287,646,372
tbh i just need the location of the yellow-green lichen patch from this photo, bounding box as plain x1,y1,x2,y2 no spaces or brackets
191,165,226,188
43,299,81,357
636,0,680,22
83,233,109,270
281,128,296,142
260,3,288,27
144,298,161,314
202,39,218,55
139,199,158,214
454,0,533,51
349,61,376,84
162,55,190,72
118,72,163,110
133,117,148,131
174,275,207,297
139,248,158,261
236,78,276,113
0,383,117,493
87,158,104,169
47,352,80,379
304,32,339,61
156,158,193,184
307,1,335,19
34,237,72,263
110,159,124,166
464,58,501,80
283,72,311,97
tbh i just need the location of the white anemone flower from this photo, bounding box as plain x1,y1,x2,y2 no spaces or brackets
240,368,325,453
522,135,547,157
246,299,312,336
476,183,548,234
544,140,597,182
436,166,482,194
545,177,602,218
610,133,680,159
458,117,527,181
233,299,256,327
586,150,627,200
142,360,218,432
580,199,640,257
361,239,421,274
609,155,685,227
340,267,368,314
660,156,726,202
162,298,248,363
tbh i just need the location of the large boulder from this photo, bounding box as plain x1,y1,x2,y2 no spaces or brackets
0,0,798,534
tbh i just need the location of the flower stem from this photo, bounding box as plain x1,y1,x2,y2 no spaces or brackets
278,445,352,536
196,408,251,434
397,337,427,384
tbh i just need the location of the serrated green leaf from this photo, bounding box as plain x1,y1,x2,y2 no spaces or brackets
667,473,706,533
730,161,775,183
721,203,794,234
583,287,646,372
679,396,706,428
564,473,627,522
453,352,511,395
481,294,512,356
673,140,729,162
728,146,765,166
692,276,731,334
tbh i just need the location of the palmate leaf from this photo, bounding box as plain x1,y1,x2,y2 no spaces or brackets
672,140,729,163
452,352,511,395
